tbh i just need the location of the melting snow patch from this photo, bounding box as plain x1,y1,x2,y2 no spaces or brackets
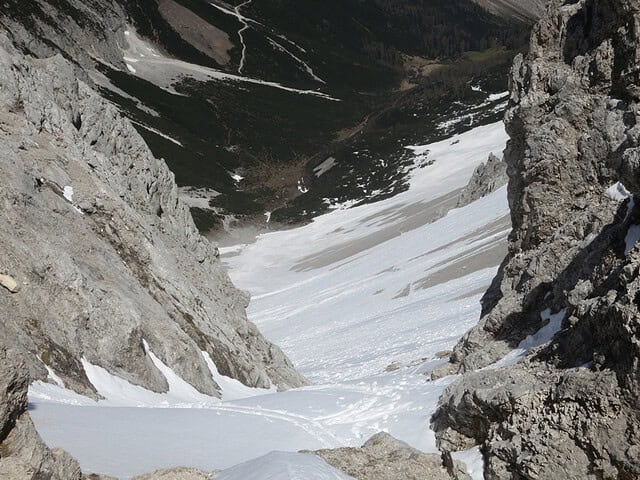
314,157,337,177
625,224,640,255
63,186,74,202
202,351,275,401
76,341,219,408
490,308,567,369
45,366,65,388
453,447,484,480
606,182,632,201
487,91,509,102
214,451,354,480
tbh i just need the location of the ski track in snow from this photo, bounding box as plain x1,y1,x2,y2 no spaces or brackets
29,122,511,479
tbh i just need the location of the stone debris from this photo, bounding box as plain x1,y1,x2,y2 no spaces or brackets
0,274,19,293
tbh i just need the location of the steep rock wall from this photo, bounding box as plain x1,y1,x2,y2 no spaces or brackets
0,35,305,397
433,0,640,478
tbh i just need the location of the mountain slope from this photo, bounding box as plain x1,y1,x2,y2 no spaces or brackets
0,33,304,398
0,0,529,232
471,0,546,22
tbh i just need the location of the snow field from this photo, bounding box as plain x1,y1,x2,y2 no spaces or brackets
30,122,510,479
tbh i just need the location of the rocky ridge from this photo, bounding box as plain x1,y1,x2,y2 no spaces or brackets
432,0,640,478
313,432,470,480
0,33,305,397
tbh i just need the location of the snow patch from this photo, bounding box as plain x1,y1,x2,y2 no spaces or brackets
606,182,632,201
77,342,219,408
45,366,65,388
490,308,567,369
121,27,339,100
214,451,354,480
453,447,485,480
131,121,183,146
63,185,74,203
202,351,275,401
625,224,640,255
314,157,337,177
487,91,508,102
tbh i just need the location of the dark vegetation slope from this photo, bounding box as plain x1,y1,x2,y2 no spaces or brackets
0,0,534,233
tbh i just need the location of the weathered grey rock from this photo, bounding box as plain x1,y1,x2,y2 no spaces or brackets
433,0,640,478
313,432,470,480
0,349,83,480
456,153,508,209
0,35,305,397
0,0,128,72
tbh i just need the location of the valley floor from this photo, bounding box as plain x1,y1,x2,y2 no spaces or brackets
29,122,509,479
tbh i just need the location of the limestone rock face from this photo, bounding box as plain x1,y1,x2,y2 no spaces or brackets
456,153,508,208
0,35,305,397
0,0,128,71
433,0,640,478
0,349,83,480
313,432,470,480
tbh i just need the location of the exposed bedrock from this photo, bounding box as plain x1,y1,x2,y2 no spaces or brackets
433,0,640,478
0,34,305,398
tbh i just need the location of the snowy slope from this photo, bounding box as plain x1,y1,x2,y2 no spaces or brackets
29,122,509,479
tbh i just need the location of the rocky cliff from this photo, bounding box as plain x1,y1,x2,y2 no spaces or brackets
0,349,83,479
433,0,640,478
0,33,305,398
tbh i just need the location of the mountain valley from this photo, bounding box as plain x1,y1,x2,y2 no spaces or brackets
3,0,640,479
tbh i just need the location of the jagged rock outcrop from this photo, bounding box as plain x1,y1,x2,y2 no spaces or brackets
0,34,305,397
433,0,640,478
456,153,508,208
312,432,470,480
0,349,83,479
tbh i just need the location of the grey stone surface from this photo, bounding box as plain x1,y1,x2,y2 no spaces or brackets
456,153,508,209
0,349,83,480
313,432,470,480
433,0,640,478
0,34,306,397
